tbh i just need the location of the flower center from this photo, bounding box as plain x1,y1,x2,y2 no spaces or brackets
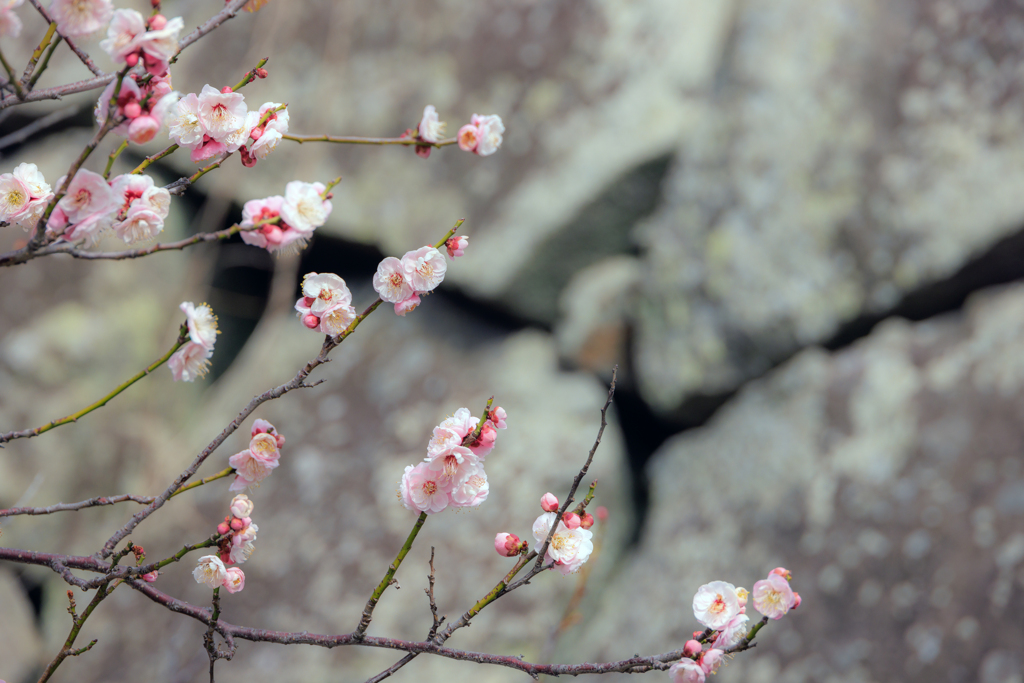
422,481,437,496
709,594,727,614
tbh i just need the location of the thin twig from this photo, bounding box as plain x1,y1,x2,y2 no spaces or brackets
355,512,428,637
19,21,57,86
1,494,155,518
284,134,457,148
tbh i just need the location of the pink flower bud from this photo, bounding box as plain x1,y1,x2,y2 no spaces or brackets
791,592,801,609
263,224,284,245
302,313,320,329
217,522,231,535
596,505,609,521
142,571,159,583
770,567,792,580
123,101,142,118
446,235,469,258
127,115,160,144
229,517,244,531
580,512,595,529
274,434,285,448
562,512,581,529
221,86,234,94
125,52,139,67
415,144,431,159
494,532,520,557
540,492,559,512
148,14,167,30
222,566,245,593
683,640,702,657
255,67,268,79
239,146,257,168
489,405,506,428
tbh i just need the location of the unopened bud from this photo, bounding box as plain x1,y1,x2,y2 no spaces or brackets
562,512,581,530
125,52,139,67
217,522,231,535
595,505,609,521
229,517,244,531
148,14,167,30
770,567,792,580
580,512,595,529
255,67,268,79
302,314,320,329
736,587,749,607
123,101,142,118
540,492,559,513
221,86,234,94
791,592,801,609
230,494,254,519
275,434,285,448
142,570,159,583
494,532,520,557
683,640,702,657
263,224,284,245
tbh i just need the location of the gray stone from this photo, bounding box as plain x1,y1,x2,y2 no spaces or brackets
564,283,1024,682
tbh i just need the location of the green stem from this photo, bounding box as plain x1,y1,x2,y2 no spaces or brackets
355,512,428,636
169,467,235,498
131,143,179,175
230,56,268,92
0,328,187,445
104,140,128,179
152,536,222,572
37,583,111,683
28,36,61,89
21,22,57,85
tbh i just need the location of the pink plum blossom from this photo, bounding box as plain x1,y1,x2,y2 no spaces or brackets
692,581,742,630
134,16,183,75
400,462,449,514
450,467,488,507
394,293,421,316
490,406,507,429
427,426,462,460
668,659,705,683
128,115,161,144
752,572,796,620
230,494,254,519
540,492,559,512
468,421,496,457
180,301,219,350
280,181,331,233
114,206,163,243
682,640,702,657
457,124,479,152
49,0,111,37
532,511,594,575
473,114,505,156
193,555,227,588
712,613,749,650
229,432,281,491
190,136,227,163
56,169,116,225
222,567,245,593
494,533,520,557
402,246,447,292
700,649,725,675
418,105,446,143
372,256,413,303
169,341,212,382
438,407,477,440
142,571,159,583
426,445,478,488
446,235,468,258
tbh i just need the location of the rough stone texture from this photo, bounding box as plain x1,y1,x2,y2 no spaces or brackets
566,283,1024,683
633,0,1024,412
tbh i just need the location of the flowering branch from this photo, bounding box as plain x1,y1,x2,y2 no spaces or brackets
24,0,105,77
0,325,188,445
355,511,428,636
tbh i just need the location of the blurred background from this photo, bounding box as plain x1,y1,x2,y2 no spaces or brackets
3,0,1024,681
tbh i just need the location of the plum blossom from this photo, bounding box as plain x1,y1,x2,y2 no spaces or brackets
56,169,116,226
142,571,159,583
473,114,505,156
418,105,446,143
457,124,479,153
193,555,227,589
700,649,725,675
280,181,331,233
668,659,705,683
197,84,247,139
230,494,254,519
426,444,477,487
495,532,521,557
540,492,559,512
0,175,31,225
692,581,742,630
752,572,796,620
532,511,594,575
580,512,595,529
49,0,111,37
427,426,462,459
446,235,469,258
169,341,212,382
682,641,703,658
394,293,421,316
229,431,281,491
108,174,171,243
167,93,205,148
372,256,413,303
180,301,218,350
100,8,145,63
134,15,183,76
0,0,23,38
400,462,449,514
222,567,245,593
402,246,447,292
294,272,356,335
243,102,289,163
450,467,489,507
712,613,750,650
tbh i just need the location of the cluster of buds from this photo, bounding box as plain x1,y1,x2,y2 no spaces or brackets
0,0,23,39
168,83,289,165
228,419,284,491
457,114,505,157
214,494,259,566
0,163,53,230
295,272,356,336
677,569,801,682
170,301,219,382
44,169,172,244
94,72,176,145
100,9,183,76
238,181,331,253
372,245,450,316
127,544,159,583
399,406,507,514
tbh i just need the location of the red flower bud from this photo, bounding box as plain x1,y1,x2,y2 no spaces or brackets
580,512,595,529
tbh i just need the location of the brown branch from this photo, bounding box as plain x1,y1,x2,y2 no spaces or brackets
1,494,154,518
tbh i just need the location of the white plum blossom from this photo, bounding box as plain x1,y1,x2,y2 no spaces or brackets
473,114,505,156
701,650,726,676
180,301,218,350
100,8,145,62
713,613,750,650
301,272,352,316
418,105,446,143
49,0,111,37
13,163,50,199
197,84,247,140
668,659,706,683
319,304,357,336
692,581,743,630
532,511,594,575
135,15,183,65
280,181,331,233
372,256,413,303
193,555,227,589
168,93,205,148
0,175,31,224
169,341,212,382
401,246,447,292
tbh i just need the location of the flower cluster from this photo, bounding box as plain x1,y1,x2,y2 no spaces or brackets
677,569,801,682
239,180,330,253
457,114,505,157
0,0,23,38
43,169,172,244
372,245,449,316
193,555,245,594
295,272,356,336
170,301,218,382
95,72,177,145
214,494,259,567
399,406,507,515
228,419,284,491
100,9,183,76
168,84,289,165
50,0,111,38
530,492,595,575
0,163,53,230
403,104,447,158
